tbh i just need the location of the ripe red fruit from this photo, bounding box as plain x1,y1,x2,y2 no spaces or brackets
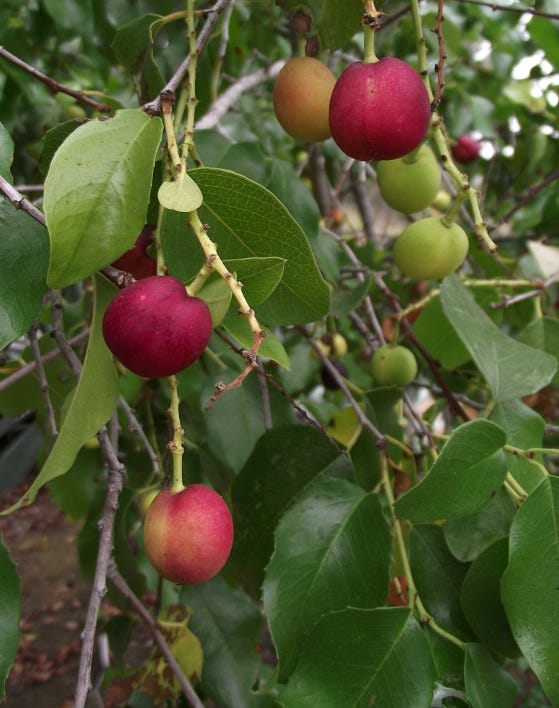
143,485,234,585
451,135,480,164
273,56,336,142
102,276,212,378
329,58,431,161
112,225,157,280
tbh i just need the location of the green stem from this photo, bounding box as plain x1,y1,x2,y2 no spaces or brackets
363,23,378,63
181,0,199,164
440,190,468,227
168,375,185,493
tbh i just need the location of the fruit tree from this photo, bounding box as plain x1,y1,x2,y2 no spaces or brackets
0,0,559,706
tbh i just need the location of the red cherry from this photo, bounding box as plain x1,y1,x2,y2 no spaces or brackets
451,135,481,164
329,58,431,161
111,225,157,280
143,485,234,585
102,276,212,378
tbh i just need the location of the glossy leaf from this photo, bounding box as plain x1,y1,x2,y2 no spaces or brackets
0,198,49,349
0,536,20,698
461,539,519,658
395,419,507,522
223,257,286,306
190,168,331,325
441,275,557,400
44,109,162,287
501,476,559,705
263,478,391,679
229,425,352,597
222,316,290,369
409,524,473,640
0,276,120,514
279,608,435,707
464,643,517,708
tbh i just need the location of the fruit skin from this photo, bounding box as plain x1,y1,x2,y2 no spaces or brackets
376,144,441,213
112,225,157,280
431,189,452,211
143,485,234,585
371,344,418,387
102,275,212,378
329,58,431,161
321,359,349,391
273,56,336,142
451,135,480,164
394,216,469,280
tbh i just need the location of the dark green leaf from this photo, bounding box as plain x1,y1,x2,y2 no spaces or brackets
0,198,49,349
464,643,517,708
441,275,557,400
501,476,559,705
277,0,363,51
0,122,13,181
0,536,21,697
229,425,351,597
224,257,285,305
395,419,507,522
517,317,559,386
44,109,162,287
263,478,391,679
222,316,290,368
279,608,435,707
1,276,120,513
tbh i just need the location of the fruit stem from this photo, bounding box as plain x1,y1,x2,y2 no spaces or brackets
440,191,467,228
180,0,199,165
167,375,186,493
362,2,381,63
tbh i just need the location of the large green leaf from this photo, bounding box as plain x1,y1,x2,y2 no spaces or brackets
263,478,391,680
276,0,363,51
229,425,352,597
44,109,162,287
224,257,285,306
1,276,120,514
409,524,473,640
464,644,518,708
180,577,270,708
0,536,20,698
395,419,507,522
279,609,435,707
517,316,559,386
461,539,519,658
441,275,557,400
501,476,559,705
190,168,330,325
0,198,49,349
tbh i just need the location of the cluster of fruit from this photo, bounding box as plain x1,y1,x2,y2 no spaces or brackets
272,53,478,282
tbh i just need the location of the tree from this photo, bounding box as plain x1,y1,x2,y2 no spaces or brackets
1,0,558,705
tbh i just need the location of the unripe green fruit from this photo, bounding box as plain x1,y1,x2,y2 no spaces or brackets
394,217,469,280
273,56,336,142
376,144,441,213
371,344,418,387
431,190,452,211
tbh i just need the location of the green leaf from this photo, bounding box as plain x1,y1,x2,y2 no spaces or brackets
223,257,286,306
441,275,557,400
464,643,518,708
444,489,516,563
277,0,364,51
1,276,120,513
158,174,203,213
180,577,269,708
190,168,331,325
197,276,232,327
279,608,435,707
222,316,290,369
517,317,559,386
0,122,14,181
501,476,559,704
395,419,507,522
263,478,391,680
229,425,351,597
490,400,547,493
461,539,519,658
48,447,102,520
44,109,162,287
409,525,473,640
0,536,21,698
0,198,49,349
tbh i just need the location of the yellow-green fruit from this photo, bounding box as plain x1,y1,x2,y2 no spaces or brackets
376,144,441,213
273,56,336,142
394,216,469,280
431,189,452,211
371,344,418,386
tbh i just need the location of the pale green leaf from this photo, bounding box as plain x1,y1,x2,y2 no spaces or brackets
158,173,203,213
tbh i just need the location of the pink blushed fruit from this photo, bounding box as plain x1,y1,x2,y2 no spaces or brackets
143,485,234,585
451,135,481,164
102,275,212,378
329,58,431,161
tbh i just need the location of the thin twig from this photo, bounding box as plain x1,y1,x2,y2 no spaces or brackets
458,0,559,19
431,0,447,108
107,561,205,708
493,168,559,229
28,321,58,437
0,45,111,112
118,395,162,478
257,370,273,430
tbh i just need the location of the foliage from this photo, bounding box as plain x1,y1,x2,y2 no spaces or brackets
1,0,559,706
